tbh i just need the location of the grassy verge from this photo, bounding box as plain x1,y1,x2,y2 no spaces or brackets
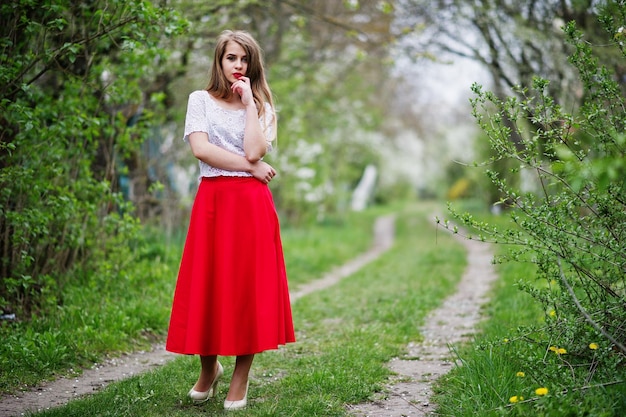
28,202,468,416
0,205,389,396
432,203,626,417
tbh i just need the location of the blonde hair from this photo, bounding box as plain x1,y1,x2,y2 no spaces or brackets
206,30,277,142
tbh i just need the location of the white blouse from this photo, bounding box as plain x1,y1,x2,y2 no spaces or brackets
183,90,274,178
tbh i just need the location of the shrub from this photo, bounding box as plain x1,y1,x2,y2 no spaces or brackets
447,5,626,412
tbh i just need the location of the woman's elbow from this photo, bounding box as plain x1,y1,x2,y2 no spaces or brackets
245,151,265,163
190,147,205,160
187,133,210,160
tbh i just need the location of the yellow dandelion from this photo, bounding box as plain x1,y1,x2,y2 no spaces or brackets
509,395,523,403
503,338,509,343
535,387,549,396
516,371,525,377
548,346,557,352
589,343,599,350
556,348,567,354
549,310,556,317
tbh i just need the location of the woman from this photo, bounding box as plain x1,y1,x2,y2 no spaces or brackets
165,30,295,411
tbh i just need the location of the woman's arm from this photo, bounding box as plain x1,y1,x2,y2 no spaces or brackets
188,132,276,183
232,77,268,162
242,101,267,162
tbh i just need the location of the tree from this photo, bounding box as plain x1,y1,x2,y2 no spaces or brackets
265,0,396,222
397,0,626,204
399,0,623,103
0,0,186,316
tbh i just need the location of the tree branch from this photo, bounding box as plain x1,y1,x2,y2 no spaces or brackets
557,258,626,355
4,15,138,100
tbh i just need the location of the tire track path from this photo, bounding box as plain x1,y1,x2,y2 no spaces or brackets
348,216,498,417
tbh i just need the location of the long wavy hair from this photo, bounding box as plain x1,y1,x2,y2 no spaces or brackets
206,30,277,141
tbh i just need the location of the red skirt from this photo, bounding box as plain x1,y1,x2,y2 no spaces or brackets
166,177,295,356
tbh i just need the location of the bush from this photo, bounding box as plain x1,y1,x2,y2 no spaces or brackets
447,6,626,414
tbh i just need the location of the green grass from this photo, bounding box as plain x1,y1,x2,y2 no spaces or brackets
0,205,392,396
27,202,468,416
9,200,625,416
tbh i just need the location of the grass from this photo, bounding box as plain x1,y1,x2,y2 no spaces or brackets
26,202,468,416
8,199,625,416
0,204,390,396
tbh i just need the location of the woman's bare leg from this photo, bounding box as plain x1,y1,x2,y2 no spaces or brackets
193,355,219,392
226,354,254,401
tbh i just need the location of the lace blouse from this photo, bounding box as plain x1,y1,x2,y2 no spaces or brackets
183,90,274,178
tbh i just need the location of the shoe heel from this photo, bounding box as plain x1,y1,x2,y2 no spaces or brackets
209,362,224,398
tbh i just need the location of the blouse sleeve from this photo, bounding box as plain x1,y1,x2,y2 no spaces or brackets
260,103,275,152
183,91,209,143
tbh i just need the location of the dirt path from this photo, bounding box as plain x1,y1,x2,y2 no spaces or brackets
0,215,396,417
347,217,498,417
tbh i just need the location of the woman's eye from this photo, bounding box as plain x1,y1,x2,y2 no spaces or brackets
225,55,246,63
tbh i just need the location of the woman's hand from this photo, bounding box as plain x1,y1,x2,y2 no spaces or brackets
249,161,276,184
231,76,254,108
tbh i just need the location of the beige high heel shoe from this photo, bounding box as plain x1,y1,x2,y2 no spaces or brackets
188,361,224,403
223,381,249,410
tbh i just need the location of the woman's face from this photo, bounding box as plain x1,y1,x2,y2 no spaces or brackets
222,40,248,84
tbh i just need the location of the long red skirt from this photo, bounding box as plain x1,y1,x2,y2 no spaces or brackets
166,176,295,356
